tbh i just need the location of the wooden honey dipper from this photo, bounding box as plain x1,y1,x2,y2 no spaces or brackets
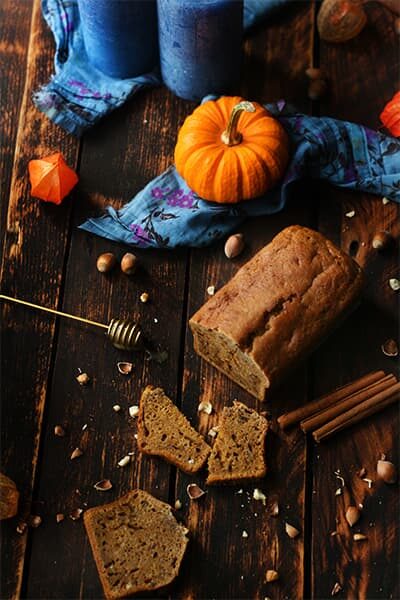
0,294,143,351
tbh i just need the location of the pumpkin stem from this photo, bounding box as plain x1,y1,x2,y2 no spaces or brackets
221,101,256,146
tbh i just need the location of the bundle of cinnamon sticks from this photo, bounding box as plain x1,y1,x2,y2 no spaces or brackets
278,370,400,442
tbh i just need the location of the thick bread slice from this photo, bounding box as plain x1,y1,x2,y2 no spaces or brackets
137,386,211,474
207,401,269,485
189,225,364,400
84,489,189,599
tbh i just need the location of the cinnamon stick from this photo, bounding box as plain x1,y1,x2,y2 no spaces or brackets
277,370,385,429
312,381,400,442
300,374,397,433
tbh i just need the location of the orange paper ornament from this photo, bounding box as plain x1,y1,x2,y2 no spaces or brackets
28,152,78,204
380,91,400,137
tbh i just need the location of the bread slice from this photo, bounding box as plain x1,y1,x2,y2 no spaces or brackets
84,489,189,599
207,401,269,485
137,385,211,474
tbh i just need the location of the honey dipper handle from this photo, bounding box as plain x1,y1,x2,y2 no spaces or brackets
0,294,108,330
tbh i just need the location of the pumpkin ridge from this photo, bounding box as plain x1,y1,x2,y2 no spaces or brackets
184,147,226,198
235,146,269,198
245,142,283,182
213,149,243,203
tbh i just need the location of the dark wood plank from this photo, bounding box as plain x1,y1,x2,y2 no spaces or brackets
24,85,192,599
311,4,399,598
173,4,316,599
0,1,81,597
0,0,33,242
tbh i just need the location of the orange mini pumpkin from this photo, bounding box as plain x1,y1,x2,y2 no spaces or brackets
174,96,289,204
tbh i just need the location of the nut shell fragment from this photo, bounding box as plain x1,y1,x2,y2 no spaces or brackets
186,483,206,500
70,447,83,460
381,339,398,357
94,479,113,491
331,582,342,596
117,362,133,375
285,522,300,538
70,508,83,521
265,570,279,583
345,506,360,527
54,425,66,437
28,515,42,528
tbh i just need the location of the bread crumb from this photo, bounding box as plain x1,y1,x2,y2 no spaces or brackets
253,488,266,505
113,405,121,412
345,210,355,218
207,285,215,296
242,530,248,538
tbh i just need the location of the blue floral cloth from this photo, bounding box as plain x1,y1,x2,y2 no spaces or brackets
34,0,286,136
79,100,400,248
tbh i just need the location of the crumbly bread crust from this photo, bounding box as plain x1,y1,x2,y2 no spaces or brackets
190,226,364,400
137,386,211,474
84,489,189,599
207,401,269,485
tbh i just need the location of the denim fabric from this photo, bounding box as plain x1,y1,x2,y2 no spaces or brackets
79,100,400,248
34,0,284,135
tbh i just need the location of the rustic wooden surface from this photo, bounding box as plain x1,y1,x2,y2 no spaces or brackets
0,1,399,599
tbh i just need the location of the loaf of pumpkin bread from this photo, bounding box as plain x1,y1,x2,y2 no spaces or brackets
189,226,363,400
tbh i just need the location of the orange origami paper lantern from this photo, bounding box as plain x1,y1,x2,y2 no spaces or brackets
28,152,79,204
380,91,400,138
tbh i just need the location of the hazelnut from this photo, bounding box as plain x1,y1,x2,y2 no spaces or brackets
96,252,116,273
305,67,322,80
377,459,397,484
224,233,245,259
121,252,138,275
308,78,327,101
372,231,392,251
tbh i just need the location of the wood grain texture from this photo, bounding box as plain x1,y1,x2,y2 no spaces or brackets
0,0,33,243
1,0,399,598
173,4,316,598
311,3,399,598
24,85,191,599
0,0,80,598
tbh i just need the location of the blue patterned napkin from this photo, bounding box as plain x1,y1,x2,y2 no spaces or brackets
79,100,400,248
34,0,286,136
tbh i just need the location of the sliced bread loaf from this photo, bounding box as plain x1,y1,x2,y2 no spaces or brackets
207,401,269,485
84,489,189,599
137,385,211,474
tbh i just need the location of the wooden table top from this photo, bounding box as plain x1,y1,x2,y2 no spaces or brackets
1,1,399,598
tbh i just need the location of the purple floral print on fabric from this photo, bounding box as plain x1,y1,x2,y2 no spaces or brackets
128,223,151,246
166,189,196,208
